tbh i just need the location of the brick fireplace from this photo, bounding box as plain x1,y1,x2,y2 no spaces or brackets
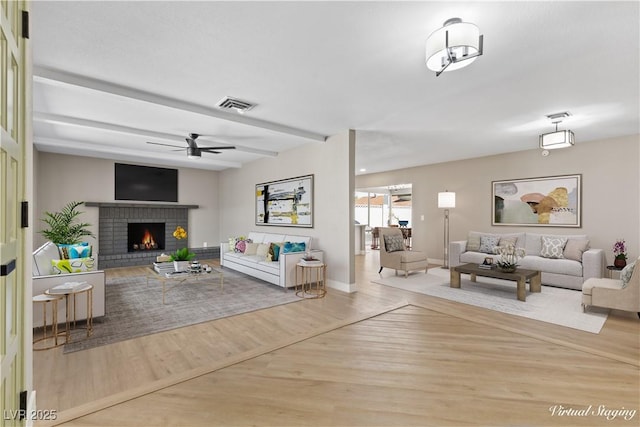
86,202,218,269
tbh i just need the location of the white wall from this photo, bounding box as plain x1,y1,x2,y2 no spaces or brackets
219,131,356,291
356,134,640,266
33,151,221,249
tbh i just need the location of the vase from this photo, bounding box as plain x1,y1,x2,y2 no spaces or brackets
614,257,627,269
174,260,189,272
499,266,517,273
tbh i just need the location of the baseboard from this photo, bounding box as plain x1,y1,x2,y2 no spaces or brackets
327,279,357,293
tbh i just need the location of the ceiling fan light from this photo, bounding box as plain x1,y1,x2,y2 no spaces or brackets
539,129,575,149
187,147,201,159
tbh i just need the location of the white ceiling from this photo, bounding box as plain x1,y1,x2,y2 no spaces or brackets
31,1,639,174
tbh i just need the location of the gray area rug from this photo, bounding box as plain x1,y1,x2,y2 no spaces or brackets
64,268,301,353
372,267,608,333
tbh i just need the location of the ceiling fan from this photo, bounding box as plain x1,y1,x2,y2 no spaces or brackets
147,133,236,158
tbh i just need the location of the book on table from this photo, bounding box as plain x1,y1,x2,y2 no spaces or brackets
154,262,175,274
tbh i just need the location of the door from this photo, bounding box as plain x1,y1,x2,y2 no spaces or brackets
1,1,30,425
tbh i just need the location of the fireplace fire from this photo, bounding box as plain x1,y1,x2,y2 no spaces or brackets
128,222,165,252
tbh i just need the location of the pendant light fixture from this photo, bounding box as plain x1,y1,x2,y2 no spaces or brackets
539,112,575,150
426,17,484,76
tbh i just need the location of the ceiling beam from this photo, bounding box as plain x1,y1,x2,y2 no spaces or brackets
34,112,279,157
34,66,328,142
35,137,242,169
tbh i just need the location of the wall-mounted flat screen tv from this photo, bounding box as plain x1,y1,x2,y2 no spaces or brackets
115,163,178,202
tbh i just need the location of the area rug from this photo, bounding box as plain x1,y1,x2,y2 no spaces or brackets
63,269,301,353
372,268,608,333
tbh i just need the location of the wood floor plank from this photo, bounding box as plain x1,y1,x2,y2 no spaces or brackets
33,253,640,426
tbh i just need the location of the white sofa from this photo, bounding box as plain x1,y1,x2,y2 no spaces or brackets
449,232,604,290
32,241,106,327
220,232,322,288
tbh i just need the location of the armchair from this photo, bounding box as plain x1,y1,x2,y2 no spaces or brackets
582,256,639,317
378,227,428,277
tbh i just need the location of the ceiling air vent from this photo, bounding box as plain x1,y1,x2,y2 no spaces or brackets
216,96,256,113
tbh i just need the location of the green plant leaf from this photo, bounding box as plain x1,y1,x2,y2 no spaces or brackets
40,201,95,244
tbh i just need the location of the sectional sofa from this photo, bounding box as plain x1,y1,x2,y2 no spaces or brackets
220,232,322,288
449,231,604,290
32,241,106,327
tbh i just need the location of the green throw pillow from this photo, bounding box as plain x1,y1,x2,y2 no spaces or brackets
51,257,95,274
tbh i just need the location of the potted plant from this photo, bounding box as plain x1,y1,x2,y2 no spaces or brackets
40,201,95,245
613,239,627,268
170,226,195,271
494,244,525,273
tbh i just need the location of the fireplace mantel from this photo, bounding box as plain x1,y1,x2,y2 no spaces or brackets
85,202,198,209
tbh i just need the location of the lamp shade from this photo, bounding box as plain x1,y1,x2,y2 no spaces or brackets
438,191,456,208
426,18,482,73
539,130,575,149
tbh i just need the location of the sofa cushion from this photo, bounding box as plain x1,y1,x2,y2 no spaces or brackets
282,241,306,253
58,243,92,259
540,236,568,259
582,278,623,295
563,239,590,262
267,243,282,262
256,243,270,257
525,233,587,256
519,256,583,277
384,234,405,252
620,261,635,288
460,251,493,265
33,241,62,276
400,251,427,263
479,235,500,254
263,234,286,244
51,257,95,274
244,242,259,255
466,232,482,252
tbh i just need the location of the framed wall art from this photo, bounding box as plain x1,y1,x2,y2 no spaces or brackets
256,174,314,227
492,174,581,227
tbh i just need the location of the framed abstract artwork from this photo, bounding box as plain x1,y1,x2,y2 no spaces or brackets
492,174,581,227
256,175,314,227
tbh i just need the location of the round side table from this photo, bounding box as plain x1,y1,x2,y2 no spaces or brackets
606,265,624,278
46,282,94,343
32,294,66,350
295,263,327,299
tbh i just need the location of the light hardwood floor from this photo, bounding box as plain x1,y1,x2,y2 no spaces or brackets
34,251,640,426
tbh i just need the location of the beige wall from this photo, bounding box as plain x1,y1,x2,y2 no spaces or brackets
219,131,356,291
33,151,221,250
356,134,640,266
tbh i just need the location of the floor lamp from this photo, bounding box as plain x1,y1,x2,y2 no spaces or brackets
438,191,456,269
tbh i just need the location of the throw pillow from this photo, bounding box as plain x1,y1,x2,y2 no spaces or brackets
620,261,635,288
466,232,481,252
243,242,259,255
498,236,517,248
51,257,95,274
540,236,568,259
563,239,590,262
282,241,306,253
479,235,500,254
268,242,282,262
58,243,92,259
256,243,270,257
234,238,252,253
384,234,405,252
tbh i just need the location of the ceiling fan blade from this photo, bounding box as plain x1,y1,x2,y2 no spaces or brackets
199,146,236,151
147,141,186,149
